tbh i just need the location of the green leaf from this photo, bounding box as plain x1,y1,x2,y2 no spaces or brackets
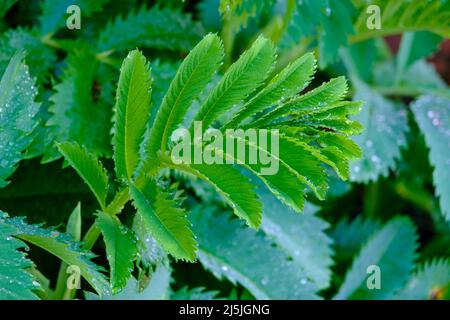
257,183,333,289
97,6,204,53
395,32,442,82
57,142,109,209
4,216,110,296
130,183,197,261
0,211,38,300
0,28,57,82
169,161,262,228
146,33,223,157
47,51,112,157
113,49,152,182
86,264,171,300
38,0,111,34
66,202,81,241
171,286,219,300
352,0,450,42
253,76,349,126
334,217,418,300
330,216,382,266
194,35,276,129
226,52,316,128
395,258,450,300
191,205,319,299
0,51,40,187
95,212,138,294
281,0,356,67
219,0,275,31
411,94,450,222
350,80,408,182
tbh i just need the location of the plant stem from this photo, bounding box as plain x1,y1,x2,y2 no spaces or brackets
82,224,102,250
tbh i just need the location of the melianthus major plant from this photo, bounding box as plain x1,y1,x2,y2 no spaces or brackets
0,0,449,301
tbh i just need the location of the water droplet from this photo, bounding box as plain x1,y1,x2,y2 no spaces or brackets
371,155,380,163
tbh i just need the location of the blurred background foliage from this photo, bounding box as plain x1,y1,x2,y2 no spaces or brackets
0,0,449,300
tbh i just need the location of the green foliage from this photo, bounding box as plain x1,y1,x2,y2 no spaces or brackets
39,0,111,34
130,184,196,262
2,212,110,296
47,51,111,157
349,80,409,182
411,95,450,222
113,49,152,182
352,0,450,42
335,217,418,300
190,205,319,299
0,51,40,187
57,142,109,209
395,258,450,299
146,33,223,157
0,28,57,82
258,184,333,289
95,212,138,293
0,0,448,301
0,212,38,300
97,6,204,53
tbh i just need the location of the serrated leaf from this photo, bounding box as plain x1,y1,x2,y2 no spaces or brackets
335,217,418,300
38,0,110,34
411,94,450,222
86,264,171,300
113,49,152,182
350,80,408,182
168,161,262,228
130,184,197,261
226,52,316,128
47,51,112,157
0,51,40,187
4,216,110,296
0,28,57,82
254,76,349,126
395,258,450,300
146,33,223,158
0,212,38,300
96,212,138,293
191,205,319,299
257,183,333,289
97,6,203,53
280,0,356,68
57,142,109,209
352,0,450,42
194,35,276,129
330,216,382,266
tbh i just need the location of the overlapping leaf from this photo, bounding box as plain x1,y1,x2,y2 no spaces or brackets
96,212,138,293
57,142,109,209
411,94,450,222
0,51,40,187
191,205,319,299
0,211,38,300
335,217,418,300
113,49,152,182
